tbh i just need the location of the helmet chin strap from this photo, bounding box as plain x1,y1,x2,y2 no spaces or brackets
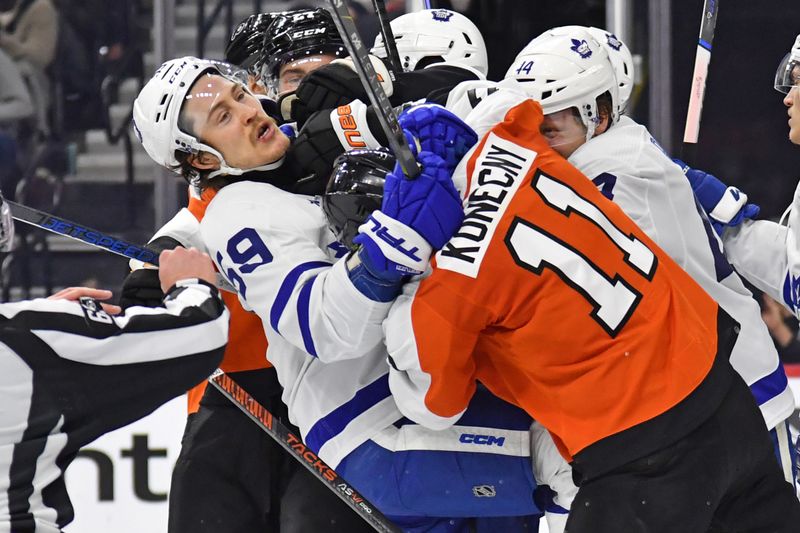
207,155,286,180
190,139,286,180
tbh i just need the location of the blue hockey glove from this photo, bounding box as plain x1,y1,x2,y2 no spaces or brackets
353,211,431,282
382,150,464,250
398,103,478,168
347,213,430,302
348,151,464,299
673,158,760,235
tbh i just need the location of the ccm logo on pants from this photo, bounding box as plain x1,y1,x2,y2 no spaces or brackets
459,434,506,446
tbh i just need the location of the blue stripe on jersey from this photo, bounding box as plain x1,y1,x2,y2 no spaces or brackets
270,261,331,333
305,373,391,453
296,274,318,357
782,272,797,313
750,363,789,406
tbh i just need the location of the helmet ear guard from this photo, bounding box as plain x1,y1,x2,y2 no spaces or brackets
322,149,396,249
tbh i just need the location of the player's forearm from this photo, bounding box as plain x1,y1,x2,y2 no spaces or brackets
7,279,228,365
722,220,789,302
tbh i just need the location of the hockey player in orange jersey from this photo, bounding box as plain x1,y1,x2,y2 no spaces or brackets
381,94,800,532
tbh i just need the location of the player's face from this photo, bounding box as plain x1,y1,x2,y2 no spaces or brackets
181,74,290,170
540,108,587,158
278,53,336,95
784,68,800,145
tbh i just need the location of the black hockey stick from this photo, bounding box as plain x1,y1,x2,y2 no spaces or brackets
683,0,719,144
207,370,401,533
372,0,403,76
325,0,420,178
6,200,236,292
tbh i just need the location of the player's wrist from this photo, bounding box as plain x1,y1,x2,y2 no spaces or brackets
346,246,404,302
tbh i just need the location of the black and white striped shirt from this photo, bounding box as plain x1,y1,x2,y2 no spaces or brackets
0,279,229,532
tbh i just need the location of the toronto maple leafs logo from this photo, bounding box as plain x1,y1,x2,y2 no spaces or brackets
570,39,593,58
605,33,623,51
431,9,454,22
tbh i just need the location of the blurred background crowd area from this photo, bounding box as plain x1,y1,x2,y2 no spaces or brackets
1,0,800,367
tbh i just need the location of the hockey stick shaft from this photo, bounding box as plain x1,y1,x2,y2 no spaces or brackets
8,200,160,264
372,0,403,76
325,0,420,178
207,370,401,533
683,0,719,144
6,200,236,292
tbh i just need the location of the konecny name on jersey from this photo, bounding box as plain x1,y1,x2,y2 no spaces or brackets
437,132,536,278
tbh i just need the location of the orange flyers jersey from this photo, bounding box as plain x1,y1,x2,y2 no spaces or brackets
186,187,269,414
385,99,721,461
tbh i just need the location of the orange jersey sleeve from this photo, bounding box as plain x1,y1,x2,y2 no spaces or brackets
386,99,721,459
186,188,270,414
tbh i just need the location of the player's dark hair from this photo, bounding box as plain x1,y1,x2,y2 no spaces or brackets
596,91,614,124
570,91,614,131
172,152,227,192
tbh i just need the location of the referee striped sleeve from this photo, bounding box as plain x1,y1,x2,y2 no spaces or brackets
2,279,229,366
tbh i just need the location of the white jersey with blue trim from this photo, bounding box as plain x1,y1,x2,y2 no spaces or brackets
721,182,800,320
199,180,402,467
567,116,794,430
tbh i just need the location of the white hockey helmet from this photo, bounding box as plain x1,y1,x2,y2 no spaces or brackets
585,27,634,113
505,28,619,141
775,34,800,94
370,9,488,76
132,56,274,179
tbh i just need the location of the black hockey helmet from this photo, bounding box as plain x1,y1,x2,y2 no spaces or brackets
323,149,396,250
259,8,347,91
225,12,284,73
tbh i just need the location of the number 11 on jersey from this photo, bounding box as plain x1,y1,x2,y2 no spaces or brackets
505,171,657,337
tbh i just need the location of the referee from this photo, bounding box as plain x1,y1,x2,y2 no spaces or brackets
0,198,230,533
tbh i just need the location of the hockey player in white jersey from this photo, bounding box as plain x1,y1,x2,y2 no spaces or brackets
0,192,230,533
130,12,375,530
685,33,800,318
123,12,508,531
472,27,796,484
131,55,572,531
673,34,800,491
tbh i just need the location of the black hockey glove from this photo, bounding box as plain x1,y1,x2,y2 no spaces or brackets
118,236,182,309
119,268,164,309
287,109,349,195
285,56,394,128
286,63,366,128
